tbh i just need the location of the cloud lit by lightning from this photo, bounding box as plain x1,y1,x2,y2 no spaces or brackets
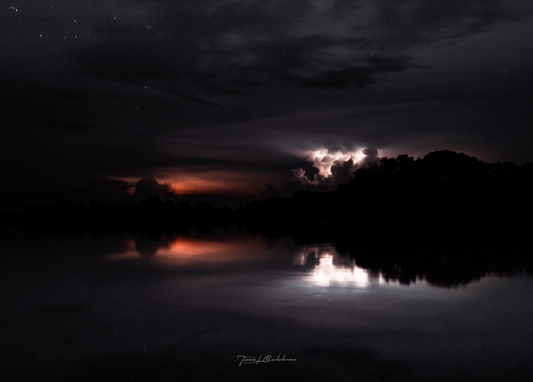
260,146,380,199
292,147,379,187
305,149,366,178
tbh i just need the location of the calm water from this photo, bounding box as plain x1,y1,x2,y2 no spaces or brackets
1,226,533,382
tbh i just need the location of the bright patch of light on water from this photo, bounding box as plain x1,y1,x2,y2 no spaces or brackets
294,246,369,287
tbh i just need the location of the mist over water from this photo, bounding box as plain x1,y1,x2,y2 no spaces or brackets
1,226,533,382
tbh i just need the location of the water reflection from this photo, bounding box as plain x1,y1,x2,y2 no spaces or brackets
124,233,376,288
103,227,533,288
116,229,291,265
134,236,160,257
2,225,533,382
294,246,369,287
129,234,373,287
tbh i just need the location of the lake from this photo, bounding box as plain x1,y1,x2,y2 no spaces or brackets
1,225,532,381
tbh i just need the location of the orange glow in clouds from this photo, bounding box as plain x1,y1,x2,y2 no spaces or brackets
164,170,272,195
118,169,269,196
116,147,368,196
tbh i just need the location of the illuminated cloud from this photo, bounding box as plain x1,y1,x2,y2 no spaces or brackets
304,148,366,177
259,146,380,198
292,147,379,189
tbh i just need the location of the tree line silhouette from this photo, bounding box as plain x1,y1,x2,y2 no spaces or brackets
2,150,532,284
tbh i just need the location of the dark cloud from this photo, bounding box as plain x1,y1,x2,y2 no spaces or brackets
299,67,376,89
64,0,531,88
69,8,419,90
84,177,135,199
329,159,358,185
361,0,532,46
298,55,414,89
164,89,224,108
131,177,174,200
362,147,379,167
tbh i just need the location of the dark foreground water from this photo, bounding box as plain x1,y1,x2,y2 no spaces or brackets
1,226,533,382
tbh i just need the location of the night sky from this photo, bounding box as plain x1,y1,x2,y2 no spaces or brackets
2,0,533,209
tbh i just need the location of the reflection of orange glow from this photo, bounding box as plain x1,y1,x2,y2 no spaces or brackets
110,232,290,264
161,237,253,261
158,234,290,264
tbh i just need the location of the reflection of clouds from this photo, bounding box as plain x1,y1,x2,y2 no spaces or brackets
108,230,290,265
135,236,163,257
294,246,369,287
